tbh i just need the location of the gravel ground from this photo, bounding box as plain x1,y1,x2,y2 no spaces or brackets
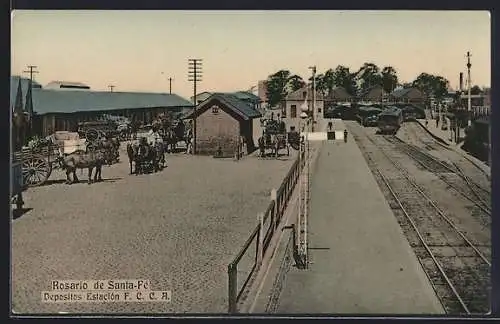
397,122,490,192
12,147,298,314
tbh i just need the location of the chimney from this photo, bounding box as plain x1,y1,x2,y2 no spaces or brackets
459,72,464,92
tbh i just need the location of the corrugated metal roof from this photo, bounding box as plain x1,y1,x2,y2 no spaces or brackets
232,91,262,102
184,93,261,120
10,76,192,115
216,93,262,118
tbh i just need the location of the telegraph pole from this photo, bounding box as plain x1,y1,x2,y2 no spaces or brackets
23,65,39,84
188,59,203,155
169,77,173,94
23,65,39,137
466,51,472,127
309,66,316,132
108,85,115,92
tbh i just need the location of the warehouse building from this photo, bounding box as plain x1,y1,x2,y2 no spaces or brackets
10,76,193,137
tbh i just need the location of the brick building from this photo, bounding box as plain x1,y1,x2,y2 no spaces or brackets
184,93,262,155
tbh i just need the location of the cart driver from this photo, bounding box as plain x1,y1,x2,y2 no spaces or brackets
147,124,163,146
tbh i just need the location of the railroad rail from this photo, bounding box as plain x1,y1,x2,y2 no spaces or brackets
349,123,490,315
406,121,491,182
384,136,491,217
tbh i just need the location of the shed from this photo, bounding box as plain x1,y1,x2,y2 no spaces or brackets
183,93,262,155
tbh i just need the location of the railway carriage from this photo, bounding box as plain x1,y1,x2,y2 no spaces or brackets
377,108,403,135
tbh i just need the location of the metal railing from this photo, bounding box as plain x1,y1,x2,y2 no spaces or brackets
227,150,305,313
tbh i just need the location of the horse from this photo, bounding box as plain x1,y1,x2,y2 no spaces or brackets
126,139,164,175
58,149,107,185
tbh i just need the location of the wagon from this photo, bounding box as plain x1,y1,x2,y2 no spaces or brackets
15,132,87,187
258,119,299,158
78,120,118,142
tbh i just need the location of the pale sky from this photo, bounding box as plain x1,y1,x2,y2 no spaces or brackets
11,10,491,99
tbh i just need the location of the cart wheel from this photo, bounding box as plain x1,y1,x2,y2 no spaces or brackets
22,155,50,187
86,129,99,142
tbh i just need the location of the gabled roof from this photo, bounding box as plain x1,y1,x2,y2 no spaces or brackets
359,84,385,98
390,87,423,98
232,91,262,103
190,91,213,102
184,93,261,120
390,88,412,97
325,86,352,100
10,76,192,115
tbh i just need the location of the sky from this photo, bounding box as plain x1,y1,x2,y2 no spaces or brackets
11,10,491,99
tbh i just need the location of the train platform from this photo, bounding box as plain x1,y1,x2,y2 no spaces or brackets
251,119,444,314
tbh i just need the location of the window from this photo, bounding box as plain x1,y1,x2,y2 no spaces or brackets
302,91,307,99
291,105,297,118
282,106,287,117
211,105,220,114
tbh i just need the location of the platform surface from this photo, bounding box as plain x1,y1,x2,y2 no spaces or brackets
274,119,445,314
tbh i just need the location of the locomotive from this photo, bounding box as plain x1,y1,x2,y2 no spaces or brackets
377,107,403,135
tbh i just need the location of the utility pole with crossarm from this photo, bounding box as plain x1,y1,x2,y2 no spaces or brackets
188,59,203,155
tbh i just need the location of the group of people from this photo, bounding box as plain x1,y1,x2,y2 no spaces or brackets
144,120,194,154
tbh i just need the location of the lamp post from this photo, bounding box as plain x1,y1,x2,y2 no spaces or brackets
466,51,472,127
299,103,309,267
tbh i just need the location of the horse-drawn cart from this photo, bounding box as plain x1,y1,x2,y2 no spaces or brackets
258,119,301,158
16,132,87,187
78,120,118,142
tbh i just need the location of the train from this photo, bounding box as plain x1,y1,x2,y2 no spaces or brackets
462,117,490,165
377,107,403,134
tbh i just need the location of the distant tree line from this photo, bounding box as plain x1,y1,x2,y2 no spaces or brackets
263,62,487,108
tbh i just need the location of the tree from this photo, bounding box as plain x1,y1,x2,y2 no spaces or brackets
412,73,450,100
381,66,398,94
288,75,306,92
332,65,358,96
356,62,382,91
470,85,483,95
309,73,327,97
265,70,305,107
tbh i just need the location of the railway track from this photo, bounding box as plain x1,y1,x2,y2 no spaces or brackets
348,123,491,315
384,136,491,221
405,121,491,183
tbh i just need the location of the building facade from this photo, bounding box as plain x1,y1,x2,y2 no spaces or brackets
184,93,262,156
281,85,325,132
